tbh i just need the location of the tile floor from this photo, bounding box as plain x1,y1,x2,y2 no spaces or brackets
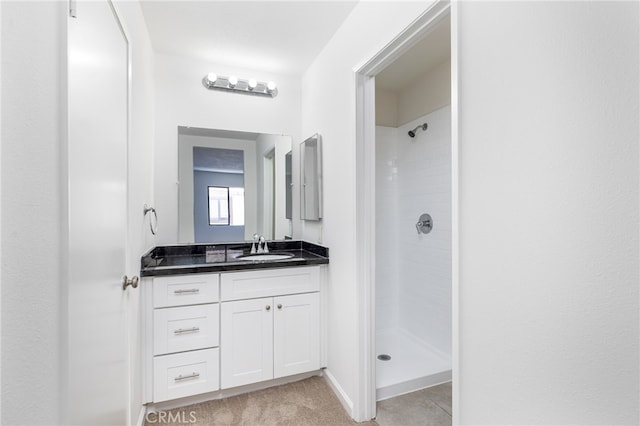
376,382,452,426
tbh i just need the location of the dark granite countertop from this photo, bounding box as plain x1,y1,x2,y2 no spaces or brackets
140,240,329,277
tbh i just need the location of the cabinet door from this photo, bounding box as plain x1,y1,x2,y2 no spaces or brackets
273,293,320,378
221,298,273,389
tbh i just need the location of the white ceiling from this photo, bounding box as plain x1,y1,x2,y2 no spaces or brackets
139,1,359,75
375,15,451,92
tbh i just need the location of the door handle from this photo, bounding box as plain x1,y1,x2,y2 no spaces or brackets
122,275,139,290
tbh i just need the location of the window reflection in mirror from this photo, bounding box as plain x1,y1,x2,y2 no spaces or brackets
207,186,244,226
178,126,292,243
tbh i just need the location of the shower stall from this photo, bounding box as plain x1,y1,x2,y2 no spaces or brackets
375,105,452,401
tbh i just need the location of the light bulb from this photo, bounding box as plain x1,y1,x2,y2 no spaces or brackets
266,81,276,93
248,79,257,90
228,75,238,88
206,73,217,85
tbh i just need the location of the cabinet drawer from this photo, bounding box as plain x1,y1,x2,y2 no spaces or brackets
221,266,320,301
153,274,219,308
153,304,219,355
153,348,219,402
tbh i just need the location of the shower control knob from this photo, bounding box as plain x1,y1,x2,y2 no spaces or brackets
415,213,433,235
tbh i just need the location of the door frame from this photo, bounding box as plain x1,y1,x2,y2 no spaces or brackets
353,0,459,421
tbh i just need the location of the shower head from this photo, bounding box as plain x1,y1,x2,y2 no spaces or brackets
408,123,428,138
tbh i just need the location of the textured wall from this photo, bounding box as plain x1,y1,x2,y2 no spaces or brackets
1,2,65,423
457,1,639,423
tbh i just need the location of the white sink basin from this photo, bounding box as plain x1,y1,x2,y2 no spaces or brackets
236,253,295,261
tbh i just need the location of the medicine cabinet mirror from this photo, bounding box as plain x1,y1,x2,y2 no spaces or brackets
300,133,322,221
285,151,292,220
177,126,292,243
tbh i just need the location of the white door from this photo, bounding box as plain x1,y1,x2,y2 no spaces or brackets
273,293,320,378
221,298,274,389
68,1,130,424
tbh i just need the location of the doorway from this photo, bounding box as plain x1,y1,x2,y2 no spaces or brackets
354,1,458,422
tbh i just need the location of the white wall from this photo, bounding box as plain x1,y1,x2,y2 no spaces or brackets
375,59,450,128
1,2,66,423
154,54,302,245
111,2,157,425
0,3,3,421
397,59,450,127
374,88,397,128
301,0,439,414
457,2,639,424
1,2,155,424
379,107,451,356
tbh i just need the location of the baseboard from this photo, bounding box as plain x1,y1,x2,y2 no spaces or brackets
136,406,147,426
322,369,354,418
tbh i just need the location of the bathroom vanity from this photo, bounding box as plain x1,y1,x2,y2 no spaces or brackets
140,241,329,408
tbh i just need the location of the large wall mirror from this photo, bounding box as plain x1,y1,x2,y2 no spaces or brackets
178,126,292,243
300,133,322,220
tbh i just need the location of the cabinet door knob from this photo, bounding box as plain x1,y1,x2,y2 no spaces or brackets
277,304,282,310
266,305,271,311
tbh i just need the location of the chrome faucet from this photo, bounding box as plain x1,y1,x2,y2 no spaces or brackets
259,236,269,254
251,233,260,254
251,234,270,254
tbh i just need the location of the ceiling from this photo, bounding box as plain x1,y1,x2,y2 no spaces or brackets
375,15,451,92
139,1,359,75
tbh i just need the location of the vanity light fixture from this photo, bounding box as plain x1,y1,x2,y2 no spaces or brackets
203,73,278,98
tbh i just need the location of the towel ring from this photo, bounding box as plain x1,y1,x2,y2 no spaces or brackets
143,204,158,235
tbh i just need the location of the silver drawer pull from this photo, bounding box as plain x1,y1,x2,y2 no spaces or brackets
174,288,199,294
174,372,200,382
174,327,200,334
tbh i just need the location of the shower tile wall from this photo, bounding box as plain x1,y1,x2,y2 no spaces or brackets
376,105,452,356
376,126,399,330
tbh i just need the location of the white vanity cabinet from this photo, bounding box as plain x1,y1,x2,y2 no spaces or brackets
220,266,321,389
143,265,323,405
147,273,220,402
